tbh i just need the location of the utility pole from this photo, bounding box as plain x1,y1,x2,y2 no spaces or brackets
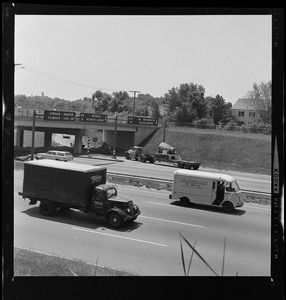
163,118,167,142
112,115,118,159
129,90,140,115
31,110,36,160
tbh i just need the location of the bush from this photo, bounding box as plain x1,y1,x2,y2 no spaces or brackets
223,121,236,131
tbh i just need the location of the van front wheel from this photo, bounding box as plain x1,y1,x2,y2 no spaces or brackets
222,201,234,212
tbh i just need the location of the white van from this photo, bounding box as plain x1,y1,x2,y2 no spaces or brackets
169,169,244,212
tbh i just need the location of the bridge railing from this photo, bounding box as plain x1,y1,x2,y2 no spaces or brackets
14,108,164,127
14,108,271,134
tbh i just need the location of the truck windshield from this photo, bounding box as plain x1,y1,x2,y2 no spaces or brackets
106,187,117,198
225,180,240,192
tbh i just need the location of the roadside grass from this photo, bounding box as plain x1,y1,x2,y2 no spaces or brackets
142,127,271,175
14,247,137,276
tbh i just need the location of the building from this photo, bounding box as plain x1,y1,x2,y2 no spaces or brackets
232,98,260,126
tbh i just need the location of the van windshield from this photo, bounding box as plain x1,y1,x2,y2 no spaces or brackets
225,180,240,192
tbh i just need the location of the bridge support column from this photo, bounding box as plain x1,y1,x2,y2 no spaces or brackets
74,133,83,154
44,131,52,149
15,129,24,147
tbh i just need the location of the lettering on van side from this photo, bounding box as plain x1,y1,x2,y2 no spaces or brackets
179,177,209,189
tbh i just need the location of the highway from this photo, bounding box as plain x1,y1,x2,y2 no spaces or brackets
75,156,271,194
14,162,271,276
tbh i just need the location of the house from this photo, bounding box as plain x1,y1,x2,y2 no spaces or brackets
232,98,260,126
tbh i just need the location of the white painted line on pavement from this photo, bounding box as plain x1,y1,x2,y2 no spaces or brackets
72,227,167,247
139,215,206,229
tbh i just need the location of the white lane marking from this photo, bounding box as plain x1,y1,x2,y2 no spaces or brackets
139,215,206,229
72,227,167,247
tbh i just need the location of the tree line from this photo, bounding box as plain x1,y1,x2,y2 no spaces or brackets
15,81,271,126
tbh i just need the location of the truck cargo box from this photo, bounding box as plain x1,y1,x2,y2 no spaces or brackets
22,160,106,208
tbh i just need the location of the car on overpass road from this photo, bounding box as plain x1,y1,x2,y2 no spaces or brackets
36,150,73,162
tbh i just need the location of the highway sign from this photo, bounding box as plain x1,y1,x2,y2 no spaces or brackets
79,113,107,123
127,116,158,126
44,110,75,121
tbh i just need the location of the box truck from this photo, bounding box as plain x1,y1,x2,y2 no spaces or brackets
18,160,140,228
169,169,244,212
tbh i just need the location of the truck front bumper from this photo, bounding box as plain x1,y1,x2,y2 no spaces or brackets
124,208,141,222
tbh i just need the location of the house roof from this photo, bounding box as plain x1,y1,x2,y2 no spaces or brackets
232,98,256,110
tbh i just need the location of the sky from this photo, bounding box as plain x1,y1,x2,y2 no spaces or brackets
15,14,272,104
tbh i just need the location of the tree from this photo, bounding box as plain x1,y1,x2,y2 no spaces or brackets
164,87,180,112
187,83,207,119
246,81,272,124
150,99,160,118
207,95,232,125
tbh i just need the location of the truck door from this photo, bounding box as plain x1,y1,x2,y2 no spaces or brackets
91,188,109,212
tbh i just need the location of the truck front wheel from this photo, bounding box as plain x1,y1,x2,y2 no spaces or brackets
108,212,122,228
40,200,57,216
125,153,130,160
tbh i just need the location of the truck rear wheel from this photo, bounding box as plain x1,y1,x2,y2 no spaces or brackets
108,212,122,228
193,165,199,170
40,200,57,216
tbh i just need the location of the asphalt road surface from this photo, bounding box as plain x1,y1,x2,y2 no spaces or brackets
14,168,270,276
74,156,271,194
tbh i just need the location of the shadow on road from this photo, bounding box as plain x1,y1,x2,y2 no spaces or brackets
170,201,246,216
22,206,143,232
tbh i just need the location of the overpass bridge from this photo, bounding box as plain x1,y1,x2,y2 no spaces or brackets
14,109,160,154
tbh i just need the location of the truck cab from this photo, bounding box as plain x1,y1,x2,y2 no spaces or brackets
125,146,143,160
91,184,140,227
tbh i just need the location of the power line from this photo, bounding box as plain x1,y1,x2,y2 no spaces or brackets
22,64,127,93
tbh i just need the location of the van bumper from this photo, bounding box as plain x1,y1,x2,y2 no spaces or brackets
236,201,244,208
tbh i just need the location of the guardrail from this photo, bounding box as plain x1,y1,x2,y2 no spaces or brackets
107,172,271,197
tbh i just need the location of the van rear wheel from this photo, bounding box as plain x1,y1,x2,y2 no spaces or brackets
180,197,190,206
222,201,234,212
